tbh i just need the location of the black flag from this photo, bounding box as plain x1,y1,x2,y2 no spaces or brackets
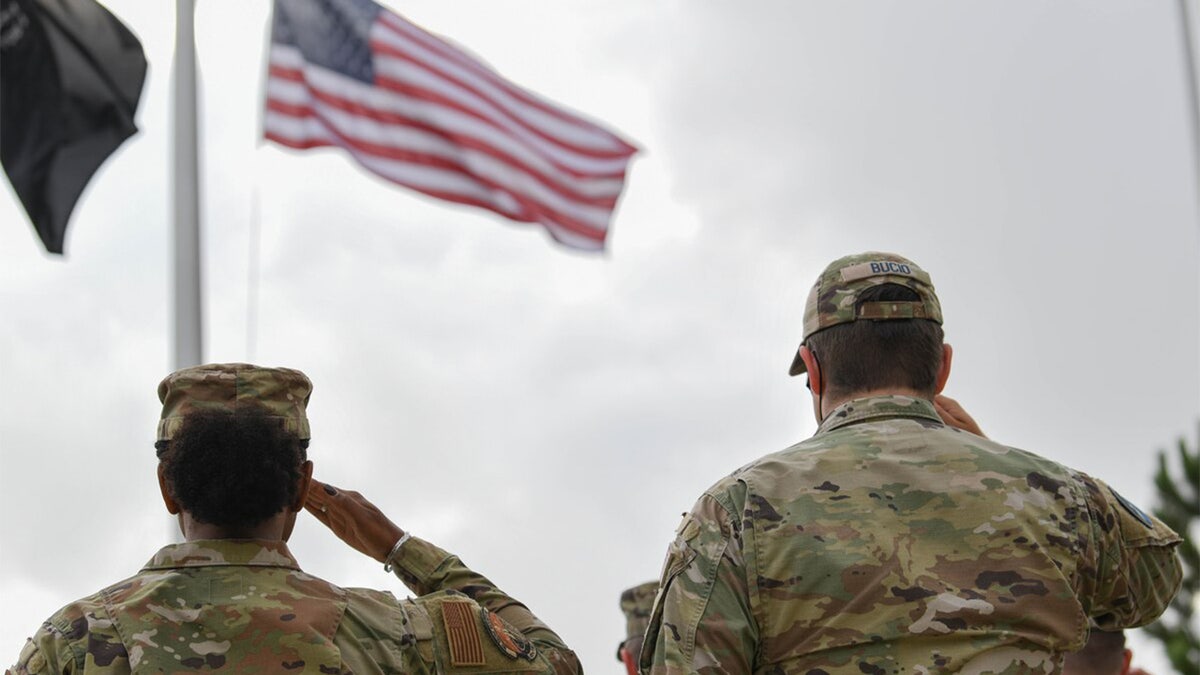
1,0,146,254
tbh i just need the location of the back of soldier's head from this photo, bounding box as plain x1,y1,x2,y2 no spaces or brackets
789,253,945,399
1063,630,1128,675
155,363,313,530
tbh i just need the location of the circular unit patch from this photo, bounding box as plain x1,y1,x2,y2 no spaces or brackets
481,608,538,661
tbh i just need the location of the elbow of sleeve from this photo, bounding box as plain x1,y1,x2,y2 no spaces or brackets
545,648,583,675
1127,547,1186,628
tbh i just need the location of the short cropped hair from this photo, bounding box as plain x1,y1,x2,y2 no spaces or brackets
803,284,944,400
156,406,308,530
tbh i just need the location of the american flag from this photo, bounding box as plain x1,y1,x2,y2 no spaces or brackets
263,0,637,251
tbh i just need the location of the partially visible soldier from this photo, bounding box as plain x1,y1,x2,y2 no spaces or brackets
617,582,658,675
640,252,1183,675
9,363,582,675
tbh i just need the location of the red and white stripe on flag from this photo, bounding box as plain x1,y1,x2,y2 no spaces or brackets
263,2,637,251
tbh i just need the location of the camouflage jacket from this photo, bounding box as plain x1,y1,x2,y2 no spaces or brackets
640,395,1183,675
9,536,581,675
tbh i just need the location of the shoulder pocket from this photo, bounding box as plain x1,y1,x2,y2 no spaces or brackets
13,638,46,675
638,514,703,673
667,513,701,575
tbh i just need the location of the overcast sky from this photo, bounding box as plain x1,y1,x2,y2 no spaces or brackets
2,1,1198,672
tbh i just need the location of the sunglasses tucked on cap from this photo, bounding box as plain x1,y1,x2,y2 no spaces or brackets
789,252,943,376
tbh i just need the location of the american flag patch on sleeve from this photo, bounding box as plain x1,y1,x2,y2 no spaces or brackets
442,600,486,666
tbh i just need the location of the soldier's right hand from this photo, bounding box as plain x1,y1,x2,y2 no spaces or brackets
305,479,406,563
934,395,986,438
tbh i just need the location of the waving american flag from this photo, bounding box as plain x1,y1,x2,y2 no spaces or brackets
264,0,637,251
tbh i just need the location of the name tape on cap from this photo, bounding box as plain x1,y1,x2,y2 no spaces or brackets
840,261,929,284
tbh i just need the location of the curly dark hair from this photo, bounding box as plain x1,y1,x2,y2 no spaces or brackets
156,406,308,530
804,283,945,400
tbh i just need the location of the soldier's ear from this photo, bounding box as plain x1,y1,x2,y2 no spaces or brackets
290,460,314,513
934,343,953,395
157,463,181,515
798,346,822,394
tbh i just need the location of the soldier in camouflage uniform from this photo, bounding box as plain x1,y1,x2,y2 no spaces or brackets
9,363,582,675
640,253,1183,675
617,582,658,675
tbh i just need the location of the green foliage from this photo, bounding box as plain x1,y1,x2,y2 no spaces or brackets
1143,425,1199,675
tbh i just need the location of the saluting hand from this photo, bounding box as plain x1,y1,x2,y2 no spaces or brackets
934,395,986,438
305,480,406,563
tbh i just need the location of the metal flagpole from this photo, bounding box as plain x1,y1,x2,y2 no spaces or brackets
173,0,202,370
170,0,202,543
1180,0,1200,224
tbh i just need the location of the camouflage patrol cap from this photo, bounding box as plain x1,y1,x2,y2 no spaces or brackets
617,581,658,657
157,363,312,441
789,252,942,376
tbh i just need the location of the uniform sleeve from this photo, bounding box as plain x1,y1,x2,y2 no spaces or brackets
8,637,48,675
8,615,85,675
641,487,758,675
1077,473,1183,629
386,535,582,675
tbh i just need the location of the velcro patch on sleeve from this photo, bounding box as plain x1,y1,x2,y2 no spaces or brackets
442,601,486,666
481,609,538,661
1110,487,1154,528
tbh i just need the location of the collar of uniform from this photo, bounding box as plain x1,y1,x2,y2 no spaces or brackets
142,539,302,571
815,394,942,435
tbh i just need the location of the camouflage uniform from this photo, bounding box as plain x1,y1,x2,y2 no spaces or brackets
641,254,1183,675
10,535,580,674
